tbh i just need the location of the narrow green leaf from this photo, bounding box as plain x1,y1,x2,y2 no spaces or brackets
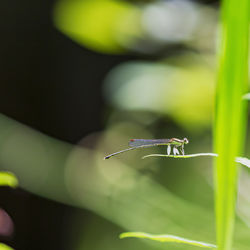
0,243,14,250
142,153,218,159
120,232,216,248
214,0,249,248
142,154,250,170
0,172,18,188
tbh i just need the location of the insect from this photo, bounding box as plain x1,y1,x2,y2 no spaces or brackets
104,138,189,160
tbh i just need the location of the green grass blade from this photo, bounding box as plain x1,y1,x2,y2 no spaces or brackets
120,232,217,249
214,0,249,249
142,153,218,159
142,154,250,170
0,172,18,188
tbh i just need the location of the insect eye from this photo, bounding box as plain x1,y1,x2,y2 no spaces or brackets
184,138,189,144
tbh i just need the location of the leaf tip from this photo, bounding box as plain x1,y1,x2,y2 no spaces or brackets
0,172,18,188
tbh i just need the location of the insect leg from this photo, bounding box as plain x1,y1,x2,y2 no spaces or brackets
173,147,180,155
180,144,185,155
167,145,171,155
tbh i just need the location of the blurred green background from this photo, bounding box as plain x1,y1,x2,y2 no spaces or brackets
1,0,250,249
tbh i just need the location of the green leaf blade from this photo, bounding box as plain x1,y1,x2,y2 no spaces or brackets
142,153,218,159
142,154,250,171
120,232,217,249
214,0,249,248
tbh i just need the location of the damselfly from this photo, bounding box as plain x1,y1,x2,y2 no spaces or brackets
104,138,189,159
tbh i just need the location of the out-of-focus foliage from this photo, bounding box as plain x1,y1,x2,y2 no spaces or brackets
0,114,72,202
1,115,250,249
54,0,141,53
0,172,18,188
104,54,215,132
54,0,217,54
0,243,13,250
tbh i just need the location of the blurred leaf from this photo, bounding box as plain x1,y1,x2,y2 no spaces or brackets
0,243,13,250
0,172,18,188
120,232,216,249
103,58,215,132
54,0,138,53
